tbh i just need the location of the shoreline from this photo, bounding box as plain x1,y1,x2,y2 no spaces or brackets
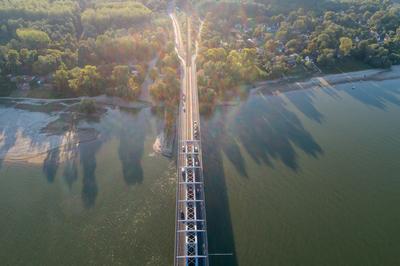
0,95,150,109
255,65,400,95
2,66,400,163
3,66,400,105
0,95,175,164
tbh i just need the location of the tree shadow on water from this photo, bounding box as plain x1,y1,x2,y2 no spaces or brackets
220,131,249,178
338,81,400,110
285,89,325,124
79,138,102,209
200,94,324,265
233,94,323,172
204,107,249,178
117,109,149,186
63,158,78,189
42,145,60,183
62,131,80,189
202,114,239,266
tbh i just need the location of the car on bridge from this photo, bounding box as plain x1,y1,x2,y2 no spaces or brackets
187,155,193,166
194,156,200,166
181,167,186,180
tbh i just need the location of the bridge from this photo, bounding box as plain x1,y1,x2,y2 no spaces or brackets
170,9,209,266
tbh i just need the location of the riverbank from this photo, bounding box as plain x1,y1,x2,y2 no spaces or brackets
0,95,149,110
0,96,175,164
4,65,400,160
255,65,400,95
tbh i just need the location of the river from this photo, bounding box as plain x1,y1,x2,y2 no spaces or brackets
1,73,400,265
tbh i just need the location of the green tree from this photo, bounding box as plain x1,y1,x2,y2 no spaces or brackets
317,48,336,66
317,33,335,50
16,28,50,49
111,65,130,87
62,49,77,69
0,25,8,41
53,65,71,95
339,37,353,56
32,51,62,75
19,48,37,73
150,79,167,103
150,67,179,106
69,65,102,96
77,43,92,67
5,49,21,74
128,76,141,98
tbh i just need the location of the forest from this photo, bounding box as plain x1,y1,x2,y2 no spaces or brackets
0,0,180,105
195,0,400,107
1,0,400,106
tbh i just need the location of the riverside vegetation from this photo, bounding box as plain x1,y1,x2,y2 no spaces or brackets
0,0,180,107
192,0,400,111
2,0,400,113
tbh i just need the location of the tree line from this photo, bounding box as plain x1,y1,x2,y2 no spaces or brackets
194,0,400,111
0,0,175,100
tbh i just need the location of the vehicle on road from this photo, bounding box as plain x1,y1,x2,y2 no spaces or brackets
187,155,193,166
181,167,186,179
188,185,194,195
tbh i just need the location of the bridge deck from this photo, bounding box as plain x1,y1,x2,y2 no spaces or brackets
173,12,209,266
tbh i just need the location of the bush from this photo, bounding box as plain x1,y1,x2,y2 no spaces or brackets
79,98,97,114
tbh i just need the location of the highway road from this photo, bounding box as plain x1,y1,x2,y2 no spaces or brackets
170,9,209,266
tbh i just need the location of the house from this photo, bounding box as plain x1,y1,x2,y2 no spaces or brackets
128,64,140,76
246,38,256,47
236,38,245,46
286,53,298,67
21,83,30,91
266,25,279,33
301,34,310,40
220,41,228,47
277,42,285,53
230,28,243,40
